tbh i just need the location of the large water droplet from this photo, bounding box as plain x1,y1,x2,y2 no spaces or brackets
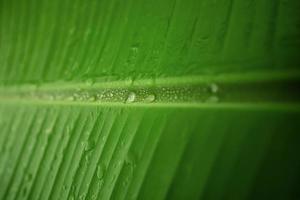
126,92,136,103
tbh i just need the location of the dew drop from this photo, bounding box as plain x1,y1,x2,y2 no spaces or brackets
88,95,96,102
125,151,136,168
45,127,53,135
96,93,104,101
84,140,95,152
174,94,178,100
209,83,218,93
108,92,114,98
206,96,219,103
97,164,105,180
98,179,104,189
126,92,136,103
144,94,155,103
63,185,67,191
124,77,134,85
91,194,97,200
48,95,55,101
85,154,92,164
79,194,86,200
65,96,75,101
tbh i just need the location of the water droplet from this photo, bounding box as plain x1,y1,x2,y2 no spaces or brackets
84,140,95,152
123,178,129,187
124,77,134,85
125,151,136,168
126,92,136,103
79,194,86,200
174,94,178,100
48,95,55,101
97,179,104,188
131,45,139,53
97,164,105,179
209,83,218,93
88,95,96,102
63,185,67,191
91,194,97,200
108,92,114,98
120,140,125,147
65,96,74,101
45,127,53,135
144,94,155,103
96,93,104,101
206,96,219,103
85,153,92,163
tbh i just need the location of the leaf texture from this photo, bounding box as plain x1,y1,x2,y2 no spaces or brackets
0,0,300,200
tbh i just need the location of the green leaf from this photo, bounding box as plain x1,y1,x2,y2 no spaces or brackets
0,0,300,200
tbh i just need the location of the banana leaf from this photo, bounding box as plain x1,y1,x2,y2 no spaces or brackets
0,0,299,199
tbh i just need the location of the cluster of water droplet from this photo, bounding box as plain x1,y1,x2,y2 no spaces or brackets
2,82,221,104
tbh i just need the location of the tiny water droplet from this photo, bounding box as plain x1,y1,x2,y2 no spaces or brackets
79,194,86,200
85,153,92,163
120,140,125,147
206,96,219,103
91,194,97,200
108,92,114,98
96,93,104,100
88,95,96,102
65,96,75,101
63,185,67,191
125,151,137,168
131,45,139,53
84,140,95,152
124,77,134,85
144,94,155,103
48,95,55,101
126,92,136,103
97,179,104,188
45,127,53,135
174,94,178,100
97,164,105,179
209,83,218,93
